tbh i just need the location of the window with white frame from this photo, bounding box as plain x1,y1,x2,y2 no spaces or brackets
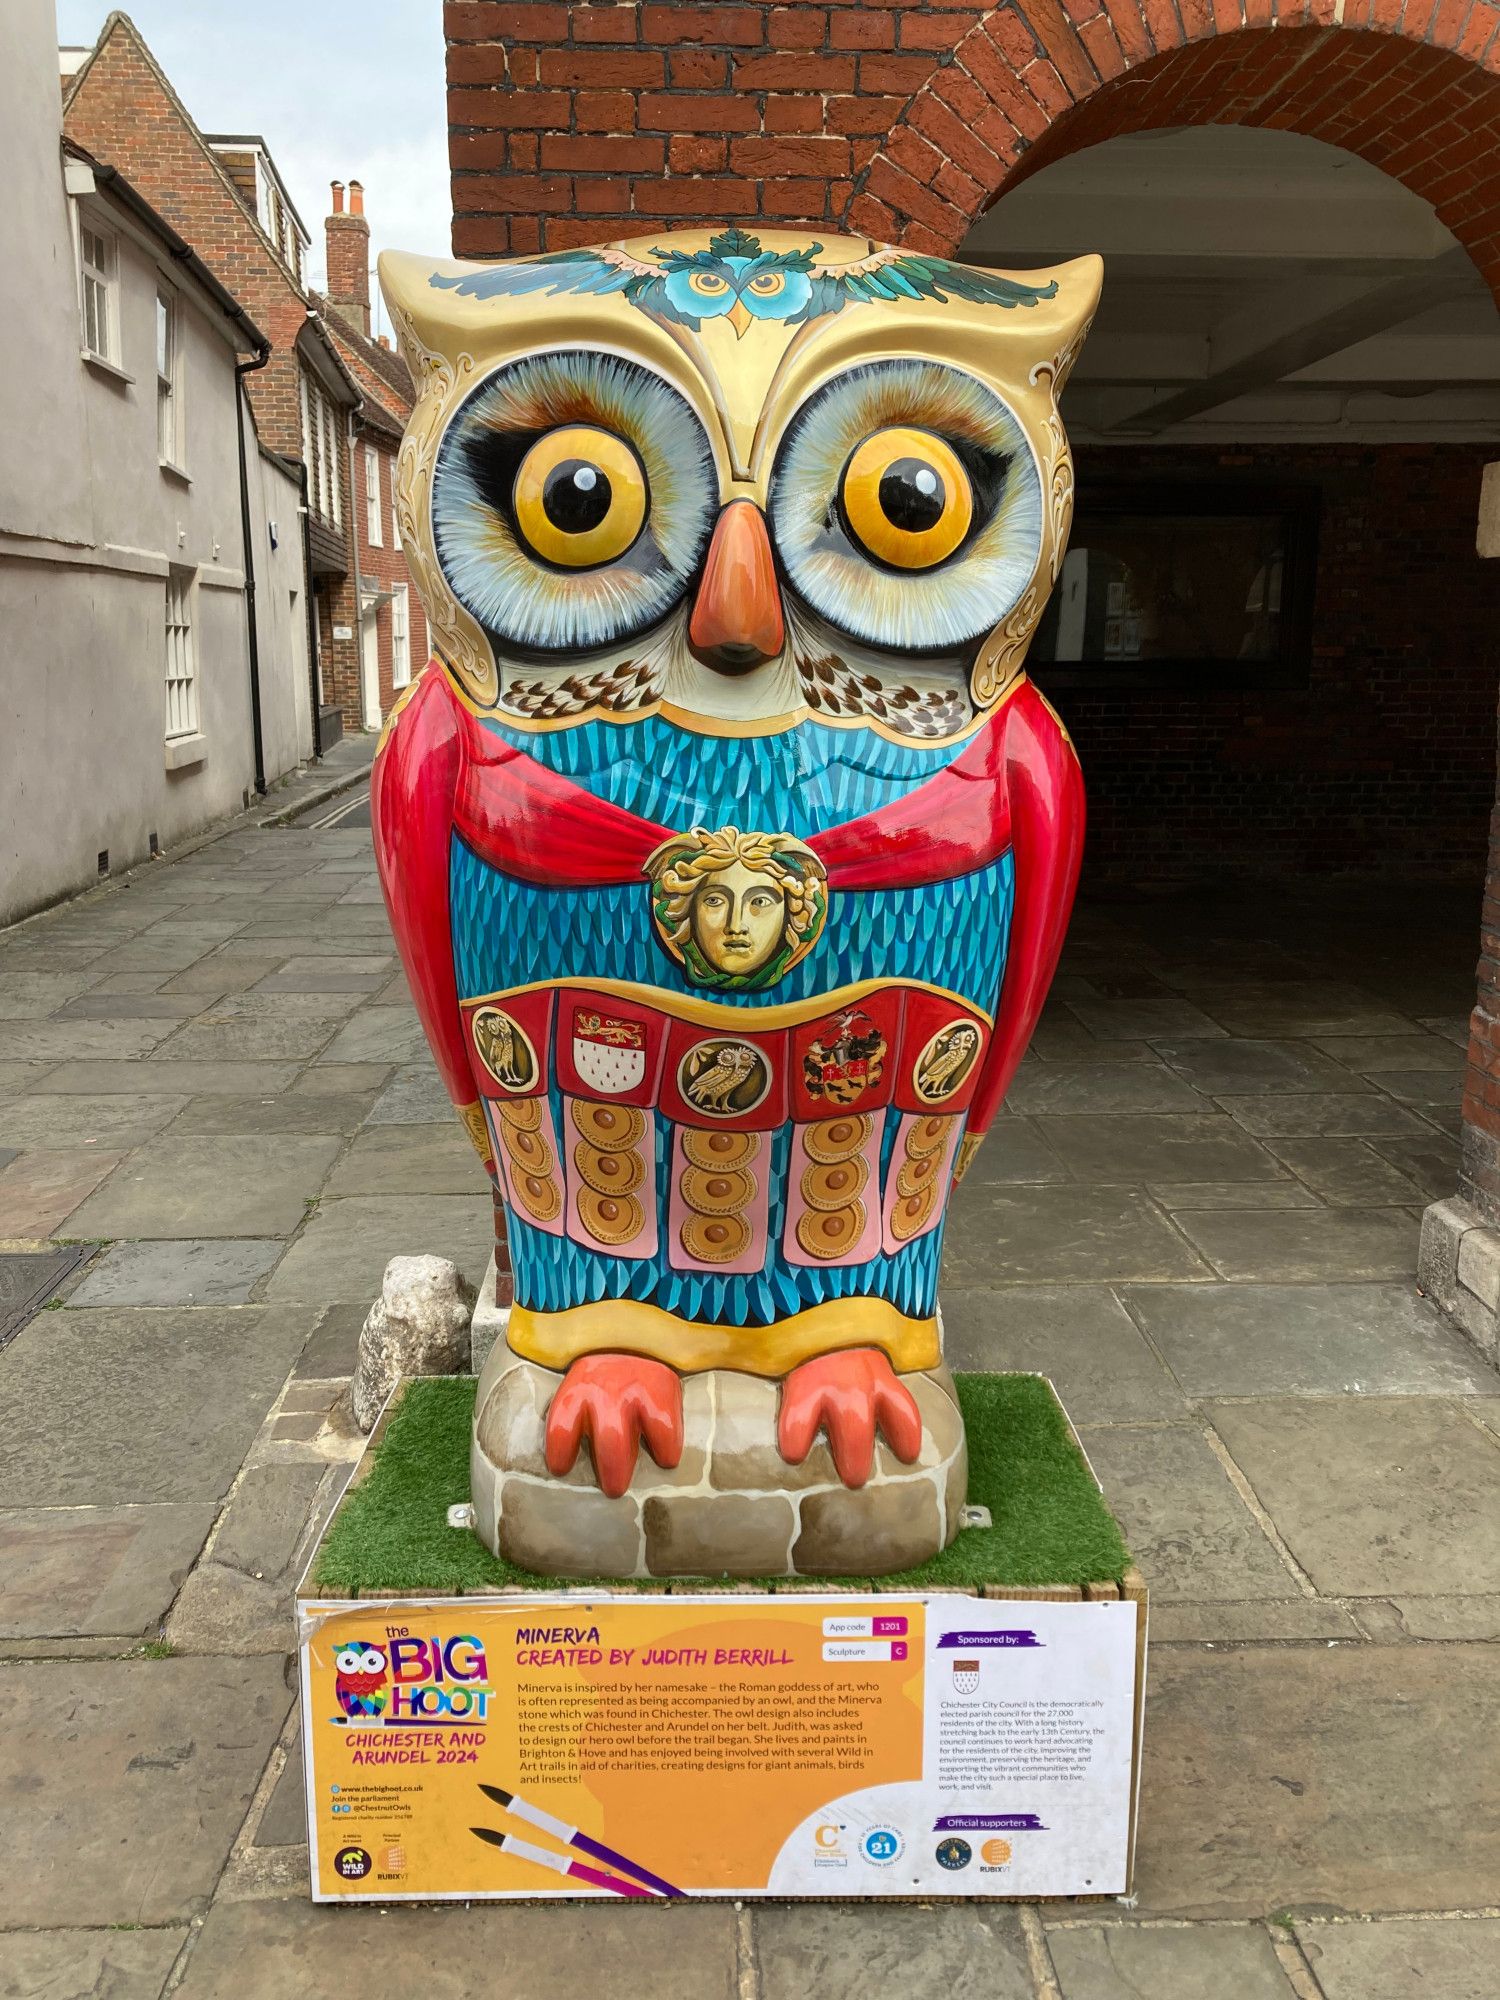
156,284,181,466
391,581,411,689
79,221,117,363
164,566,198,740
365,445,383,547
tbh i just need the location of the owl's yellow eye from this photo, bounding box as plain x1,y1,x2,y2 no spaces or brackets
839,427,972,571
511,425,648,570
690,271,729,297
749,271,784,296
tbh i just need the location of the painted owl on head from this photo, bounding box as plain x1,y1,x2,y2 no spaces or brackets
373,229,1099,1580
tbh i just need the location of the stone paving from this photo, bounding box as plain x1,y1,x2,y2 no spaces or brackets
1,814,1498,1998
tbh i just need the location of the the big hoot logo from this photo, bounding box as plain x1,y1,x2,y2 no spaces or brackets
331,1634,493,1726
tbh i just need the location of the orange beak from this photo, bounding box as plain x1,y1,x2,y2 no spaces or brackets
687,500,785,675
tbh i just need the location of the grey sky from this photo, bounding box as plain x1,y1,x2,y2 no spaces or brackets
56,1,454,333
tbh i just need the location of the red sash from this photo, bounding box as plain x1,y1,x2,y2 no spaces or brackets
447,692,1014,892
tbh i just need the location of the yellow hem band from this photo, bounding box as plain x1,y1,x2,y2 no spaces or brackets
506,1296,940,1378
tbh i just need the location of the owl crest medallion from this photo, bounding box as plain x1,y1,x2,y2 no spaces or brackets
644,825,828,991
373,227,1098,1579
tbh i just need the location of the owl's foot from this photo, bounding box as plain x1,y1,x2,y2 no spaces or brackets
544,1354,684,1499
777,1348,923,1489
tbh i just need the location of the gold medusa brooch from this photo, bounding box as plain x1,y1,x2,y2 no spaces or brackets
644,826,829,993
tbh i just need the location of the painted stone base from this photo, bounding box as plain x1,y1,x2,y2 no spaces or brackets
470,1335,967,1580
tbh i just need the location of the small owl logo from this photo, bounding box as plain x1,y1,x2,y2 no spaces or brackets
333,1641,389,1720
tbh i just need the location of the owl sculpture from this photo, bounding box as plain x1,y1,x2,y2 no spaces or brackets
373,230,1098,1579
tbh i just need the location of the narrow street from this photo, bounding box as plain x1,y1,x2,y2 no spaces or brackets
2,807,1497,1993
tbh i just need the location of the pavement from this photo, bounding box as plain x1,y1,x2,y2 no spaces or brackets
1,794,1498,1999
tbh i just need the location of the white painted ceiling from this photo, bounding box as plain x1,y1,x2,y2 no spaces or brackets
966,126,1500,444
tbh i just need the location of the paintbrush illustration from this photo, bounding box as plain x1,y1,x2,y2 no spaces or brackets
470,1824,655,1897
478,1782,685,1898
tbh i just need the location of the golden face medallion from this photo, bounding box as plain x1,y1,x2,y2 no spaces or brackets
645,825,827,991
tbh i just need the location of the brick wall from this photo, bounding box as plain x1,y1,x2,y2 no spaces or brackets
444,6,1500,284
1052,443,1500,885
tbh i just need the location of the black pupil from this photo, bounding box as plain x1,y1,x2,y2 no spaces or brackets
879,456,946,534
541,458,612,536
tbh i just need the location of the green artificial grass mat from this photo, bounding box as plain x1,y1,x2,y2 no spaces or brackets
311,1372,1131,1598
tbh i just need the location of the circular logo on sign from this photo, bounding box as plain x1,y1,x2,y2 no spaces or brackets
860,1825,904,1866
471,1005,538,1094
678,1038,770,1119
935,1836,973,1871
334,1846,372,1880
912,1019,982,1105
981,1837,1013,1867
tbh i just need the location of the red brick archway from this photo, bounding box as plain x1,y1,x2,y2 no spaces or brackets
445,1,1500,1221
849,19,1500,293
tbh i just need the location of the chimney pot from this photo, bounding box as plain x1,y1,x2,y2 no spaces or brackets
349,180,365,217
331,180,345,214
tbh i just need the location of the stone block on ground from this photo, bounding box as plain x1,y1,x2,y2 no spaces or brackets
351,1254,475,1432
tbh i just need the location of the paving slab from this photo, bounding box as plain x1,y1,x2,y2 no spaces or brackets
1219,1094,1430,1138
1029,1019,1157,1062
69,1238,285,1306
1120,1282,1493,1397
264,1195,492,1303
1149,1598,1359,1642
37,1060,301,1097
1181,980,1414,1038
1311,1033,1465,1073
0,1928,185,2000
168,1092,373,1136
1134,1645,1500,1916
755,1905,1033,2000
944,1186,1212,1284
1152,1038,1366,1095
1296,1918,1500,2000
319,1006,430,1065
1207,1398,1500,1596
212,1463,327,1578
363,1060,453,1124
1077,1425,1294,1601
0,971,108,1016
173,1898,740,2000
53,989,204,1019
322,1122,489,1196
254,1732,306,1846
1064,995,1229,1040
203,988,365,1019
0,1502,213,1637
1003,1064,1207,1116
156,954,290,994
942,1286,1189,1421
293,1303,366,1379
65,1133,341,1240
956,1116,1071,1184
1152,1180,1319,1209
1046,1922,1296,1999
1265,1137,1424,1205
1376,1136,1472,1192
0,1091,188,1149
0,1657,290,1926
1384,1594,1500,1639
155,1016,342,1062
0,1145,125,1237
0,1245,85,1344
1374,1068,1464,1108
289,1061,392,1095
1038,1114,1283,1185
1170,1206,1417,1281
252,956,391,992
0,1304,313,1505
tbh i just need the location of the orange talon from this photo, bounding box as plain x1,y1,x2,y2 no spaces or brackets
777,1348,923,1489
544,1354,684,1499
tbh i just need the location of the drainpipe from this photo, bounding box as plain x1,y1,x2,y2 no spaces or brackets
298,458,323,760
234,337,273,795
